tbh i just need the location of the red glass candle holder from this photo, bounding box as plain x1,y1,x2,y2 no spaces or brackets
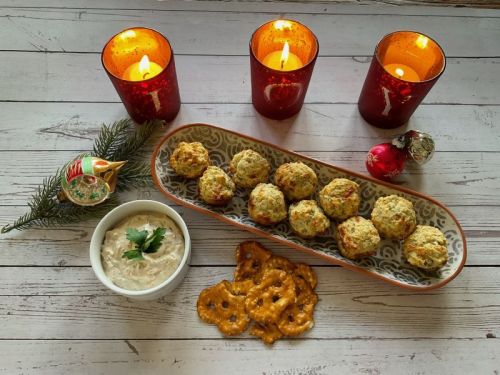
250,20,319,120
102,27,181,124
358,31,446,129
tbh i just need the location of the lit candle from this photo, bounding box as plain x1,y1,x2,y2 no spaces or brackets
262,41,303,71
384,63,420,82
123,55,163,81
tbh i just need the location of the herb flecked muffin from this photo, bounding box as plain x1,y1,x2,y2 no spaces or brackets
169,141,210,179
274,162,318,201
371,195,417,239
229,149,270,188
289,200,330,239
318,178,360,221
335,216,381,260
403,225,448,271
248,183,287,225
198,166,235,205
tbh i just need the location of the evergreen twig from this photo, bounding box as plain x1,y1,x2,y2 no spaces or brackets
1,119,161,234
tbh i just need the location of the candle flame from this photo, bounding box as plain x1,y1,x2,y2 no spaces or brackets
274,20,292,31
280,41,290,69
416,35,429,49
395,68,405,78
119,29,136,40
139,55,152,79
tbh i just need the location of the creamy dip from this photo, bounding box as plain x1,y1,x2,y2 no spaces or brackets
101,212,185,291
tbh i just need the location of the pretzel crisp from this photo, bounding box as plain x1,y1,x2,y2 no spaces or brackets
234,241,272,281
196,281,250,336
294,263,318,290
245,269,296,324
277,276,318,336
249,322,283,345
222,279,255,296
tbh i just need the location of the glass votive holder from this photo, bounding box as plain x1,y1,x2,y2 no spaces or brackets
102,27,181,124
358,31,446,129
250,19,319,120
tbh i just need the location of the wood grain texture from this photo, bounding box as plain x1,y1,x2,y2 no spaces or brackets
0,267,498,339
1,7,499,56
0,339,498,374
2,103,500,152
0,53,499,105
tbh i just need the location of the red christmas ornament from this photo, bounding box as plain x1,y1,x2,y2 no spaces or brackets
366,143,407,180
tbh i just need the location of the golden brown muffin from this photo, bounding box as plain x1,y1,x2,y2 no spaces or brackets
371,195,417,240
274,162,317,201
403,225,448,271
169,141,210,179
229,149,270,188
289,200,330,239
336,216,381,260
248,183,287,225
198,166,235,205
319,178,360,221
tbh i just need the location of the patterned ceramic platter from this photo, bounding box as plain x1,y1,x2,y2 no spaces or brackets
151,124,466,290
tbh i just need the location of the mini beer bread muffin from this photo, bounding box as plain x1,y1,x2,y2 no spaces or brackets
319,178,360,221
198,166,235,205
248,183,287,225
336,216,381,260
289,200,330,239
169,141,210,179
229,149,270,188
371,195,417,240
274,162,318,201
403,225,448,271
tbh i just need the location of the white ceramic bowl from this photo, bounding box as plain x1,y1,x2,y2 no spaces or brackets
90,200,191,300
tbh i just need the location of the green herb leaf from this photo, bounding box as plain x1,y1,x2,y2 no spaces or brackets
122,249,145,260
143,227,167,253
126,228,148,247
123,226,166,259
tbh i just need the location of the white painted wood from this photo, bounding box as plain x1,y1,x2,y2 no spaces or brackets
0,338,498,374
2,103,500,152
1,0,499,15
1,7,499,56
0,267,498,339
1,150,499,206
0,53,498,105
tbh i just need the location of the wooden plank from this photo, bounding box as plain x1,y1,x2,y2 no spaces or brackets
1,150,499,206
0,53,498,105
0,267,498,339
0,205,498,266
1,8,499,56
0,339,498,374
2,103,500,153
0,0,498,16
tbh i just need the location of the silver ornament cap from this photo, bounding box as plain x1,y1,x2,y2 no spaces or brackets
392,130,435,165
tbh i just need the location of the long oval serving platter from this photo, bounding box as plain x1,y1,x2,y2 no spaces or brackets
151,123,466,290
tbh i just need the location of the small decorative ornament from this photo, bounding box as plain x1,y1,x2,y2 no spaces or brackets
366,130,435,180
59,157,126,206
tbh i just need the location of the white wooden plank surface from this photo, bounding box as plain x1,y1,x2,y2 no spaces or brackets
1,53,499,105
1,7,499,56
2,103,500,152
1,1,499,373
0,267,499,339
0,339,498,375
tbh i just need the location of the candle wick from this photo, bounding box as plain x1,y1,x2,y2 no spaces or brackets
142,72,150,80
281,60,284,70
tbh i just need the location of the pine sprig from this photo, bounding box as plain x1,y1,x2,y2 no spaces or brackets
1,119,161,234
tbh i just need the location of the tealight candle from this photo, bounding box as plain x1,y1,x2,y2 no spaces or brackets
250,19,318,120
123,55,163,81
102,27,181,124
358,31,446,129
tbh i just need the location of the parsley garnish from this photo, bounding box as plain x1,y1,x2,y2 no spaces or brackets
122,227,167,260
